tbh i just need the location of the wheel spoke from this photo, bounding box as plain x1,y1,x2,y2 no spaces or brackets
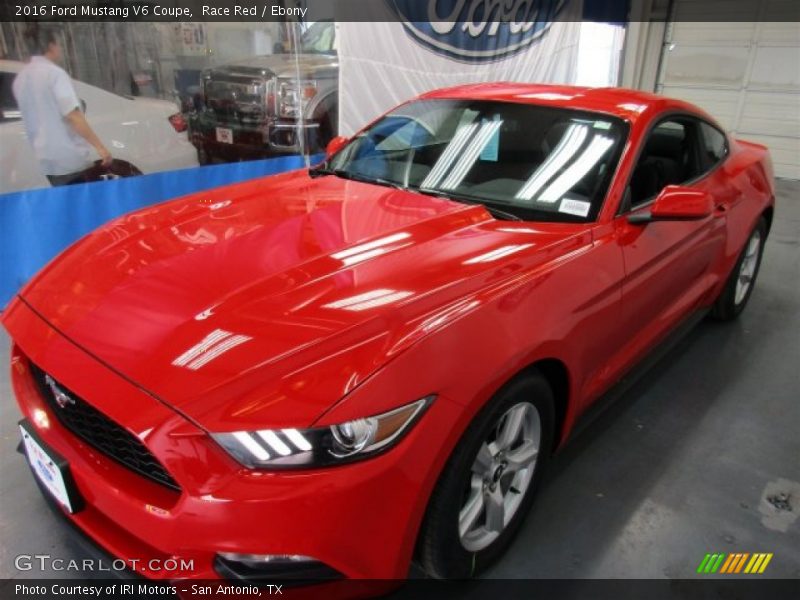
471,442,494,476
496,405,526,451
505,440,538,473
484,486,505,533
746,236,760,258
458,402,541,552
734,230,762,305
458,477,485,537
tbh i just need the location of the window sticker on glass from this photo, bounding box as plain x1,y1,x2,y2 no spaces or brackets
559,198,591,217
593,121,612,130
480,127,500,161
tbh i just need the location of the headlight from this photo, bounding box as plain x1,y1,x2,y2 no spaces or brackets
276,78,317,119
212,396,434,469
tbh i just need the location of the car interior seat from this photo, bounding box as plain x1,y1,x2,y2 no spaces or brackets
630,128,690,206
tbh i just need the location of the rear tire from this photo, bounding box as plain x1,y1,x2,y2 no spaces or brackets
417,371,554,578
711,216,767,321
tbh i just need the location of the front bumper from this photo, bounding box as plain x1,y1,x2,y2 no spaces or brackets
3,299,438,582
188,112,322,160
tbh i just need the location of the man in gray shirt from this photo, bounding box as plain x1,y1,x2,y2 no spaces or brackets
12,27,112,186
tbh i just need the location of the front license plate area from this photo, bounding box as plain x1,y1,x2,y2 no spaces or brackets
215,127,233,144
19,420,82,513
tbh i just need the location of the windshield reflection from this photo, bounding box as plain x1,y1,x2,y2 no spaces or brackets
318,99,628,223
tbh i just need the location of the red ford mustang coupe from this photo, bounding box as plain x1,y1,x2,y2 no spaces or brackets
3,84,774,582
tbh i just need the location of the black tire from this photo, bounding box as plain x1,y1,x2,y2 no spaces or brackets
80,159,142,182
313,98,338,153
197,146,213,165
417,371,555,578
102,159,142,178
711,216,767,321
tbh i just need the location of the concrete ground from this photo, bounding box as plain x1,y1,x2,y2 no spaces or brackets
1,181,798,582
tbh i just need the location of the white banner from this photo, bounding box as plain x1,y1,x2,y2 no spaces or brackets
337,0,585,135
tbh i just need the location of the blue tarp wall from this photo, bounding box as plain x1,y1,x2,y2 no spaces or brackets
0,155,321,308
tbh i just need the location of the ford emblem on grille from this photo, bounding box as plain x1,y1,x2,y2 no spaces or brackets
388,0,565,63
44,374,75,408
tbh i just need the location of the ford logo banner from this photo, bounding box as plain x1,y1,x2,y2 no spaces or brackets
388,0,567,62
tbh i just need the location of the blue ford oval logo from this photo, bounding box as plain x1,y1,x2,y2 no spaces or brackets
388,0,566,63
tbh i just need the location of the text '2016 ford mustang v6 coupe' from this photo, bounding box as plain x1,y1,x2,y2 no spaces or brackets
3,84,774,583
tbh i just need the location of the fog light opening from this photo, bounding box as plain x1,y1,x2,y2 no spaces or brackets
214,552,343,584
218,553,314,568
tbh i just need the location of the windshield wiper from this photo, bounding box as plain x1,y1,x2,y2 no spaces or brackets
308,164,333,178
308,167,403,190
414,188,522,222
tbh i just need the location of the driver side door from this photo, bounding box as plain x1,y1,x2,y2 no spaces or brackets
614,115,728,368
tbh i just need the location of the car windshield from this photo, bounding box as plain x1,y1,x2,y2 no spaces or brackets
301,21,336,54
324,99,628,222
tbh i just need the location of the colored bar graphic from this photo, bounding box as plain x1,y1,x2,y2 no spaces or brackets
697,553,712,573
719,553,736,573
758,553,773,573
724,553,737,573
723,553,739,574
710,554,725,573
699,551,773,574
744,554,759,573
734,553,749,573
704,553,719,573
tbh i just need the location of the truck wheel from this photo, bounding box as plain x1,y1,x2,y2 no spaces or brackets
417,371,554,578
314,102,338,153
198,146,214,165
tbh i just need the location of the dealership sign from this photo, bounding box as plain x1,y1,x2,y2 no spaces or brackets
388,0,567,62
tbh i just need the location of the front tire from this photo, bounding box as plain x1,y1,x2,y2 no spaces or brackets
417,372,555,578
197,146,214,165
711,217,767,321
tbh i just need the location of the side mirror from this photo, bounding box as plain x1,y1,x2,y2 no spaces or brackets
628,186,714,224
325,135,348,158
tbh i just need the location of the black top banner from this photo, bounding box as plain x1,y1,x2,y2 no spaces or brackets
0,0,797,23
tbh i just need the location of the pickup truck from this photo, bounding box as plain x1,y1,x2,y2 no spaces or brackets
188,21,338,163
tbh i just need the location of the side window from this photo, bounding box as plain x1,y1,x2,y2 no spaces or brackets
628,118,702,208
699,121,728,168
0,72,21,122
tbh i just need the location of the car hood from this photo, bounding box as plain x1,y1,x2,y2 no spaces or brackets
16,172,574,430
208,54,338,80
129,96,181,117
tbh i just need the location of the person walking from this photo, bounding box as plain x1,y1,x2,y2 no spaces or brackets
12,27,112,186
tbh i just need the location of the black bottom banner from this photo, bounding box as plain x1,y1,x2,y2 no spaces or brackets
3,578,799,600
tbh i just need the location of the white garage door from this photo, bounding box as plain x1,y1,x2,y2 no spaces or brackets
657,0,800,179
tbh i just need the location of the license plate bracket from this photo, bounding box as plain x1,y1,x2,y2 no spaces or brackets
215,127,233,144
19,420,83,513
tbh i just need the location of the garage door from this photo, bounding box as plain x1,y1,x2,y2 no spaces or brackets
656,0,800,179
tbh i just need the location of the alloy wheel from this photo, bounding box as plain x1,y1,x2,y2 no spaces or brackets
735,229,762,305
459,402,541,552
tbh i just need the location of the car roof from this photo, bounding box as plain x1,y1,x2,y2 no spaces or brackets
420,83,714,126
0,59,24,74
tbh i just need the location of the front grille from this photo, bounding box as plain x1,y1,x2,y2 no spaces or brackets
29,363,180,492
204,79,267,121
